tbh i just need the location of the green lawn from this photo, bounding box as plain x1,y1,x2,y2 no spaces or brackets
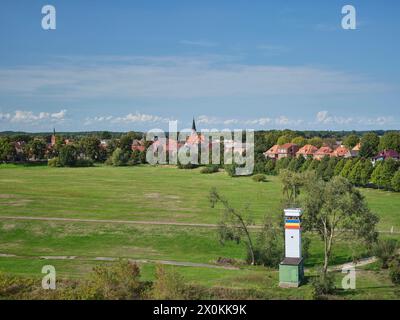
0,164,399,299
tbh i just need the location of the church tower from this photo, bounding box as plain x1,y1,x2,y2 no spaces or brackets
51,128,56,146
191,117,197,133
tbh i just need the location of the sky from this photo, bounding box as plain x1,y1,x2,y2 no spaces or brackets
0,0,399,132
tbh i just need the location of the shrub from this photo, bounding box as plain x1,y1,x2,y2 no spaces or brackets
177,161,198,169
389,256,400,285
372,239,399,269
224,164,237,177
251,218,283,267
200,165,219,174
75,159,94,167
47,157,60,167
311,272,336,299
252,174,267,182
151,264,187,300
76,260,144,300
111,148,129,166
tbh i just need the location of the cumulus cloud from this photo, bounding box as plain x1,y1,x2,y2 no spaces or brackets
84,112,173,126
0,109,67,124
316,110,393,127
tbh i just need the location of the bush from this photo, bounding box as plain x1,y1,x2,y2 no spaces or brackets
111,148,130,166
372,239,399,269
251,218,283,267
224,164,237,177
76,260,144,300
311,272,336,299
389,256,400,285
151,264,187,300
252,174,267,182
200,165,219,174
75,159,94,167
47,157,60,167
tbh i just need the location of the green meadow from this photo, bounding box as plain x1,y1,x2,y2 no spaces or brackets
0,164,399,299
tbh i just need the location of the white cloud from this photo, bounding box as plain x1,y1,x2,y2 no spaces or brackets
84,112,172,126
316,110,393,127
2,109,67,124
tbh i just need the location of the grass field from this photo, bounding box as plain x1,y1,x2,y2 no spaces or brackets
0,164,399,299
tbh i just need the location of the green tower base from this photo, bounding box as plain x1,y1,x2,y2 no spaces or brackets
279,257,304,288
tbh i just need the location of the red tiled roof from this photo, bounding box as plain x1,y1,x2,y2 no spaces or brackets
264,144,279,154
315,146,333,155
296,144,318,155
280,143,296,150
332,146,350,157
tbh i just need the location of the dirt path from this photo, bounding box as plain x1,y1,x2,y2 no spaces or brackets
0,215,261,229
1,215,398,234
0,252,239,270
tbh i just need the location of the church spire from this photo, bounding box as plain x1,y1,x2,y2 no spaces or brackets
191,117,197,132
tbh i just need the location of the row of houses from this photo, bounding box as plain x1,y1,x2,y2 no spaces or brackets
264,142,400,163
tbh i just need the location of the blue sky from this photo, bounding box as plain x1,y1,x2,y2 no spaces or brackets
0,0,399,132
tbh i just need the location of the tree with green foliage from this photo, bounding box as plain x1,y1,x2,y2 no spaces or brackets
391,170,400,192
287,156,305,172
291,136,307,147
360,160,373,186
359,132,380,158
111,148,130,166
340,159,353,179
302,176,378,278
26,139,47,160
348,159,363,186
275,157,291,173
79,136,101,161
324,157,338,181
100,131,112,140
371,162,384,189
343,134,360,149
308,137,323,148
382,159,399,189
379,131,400,153
264,159,276,175
308,159,320,171
300,157,313,172
316,156,330,180
0,137,16,161
334,158,346,176
277,135,292,145
252,218,283,267
58,144,78,167
119,134,134,153
210,188,256,265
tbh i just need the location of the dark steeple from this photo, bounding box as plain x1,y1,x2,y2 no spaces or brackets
191,117,197,132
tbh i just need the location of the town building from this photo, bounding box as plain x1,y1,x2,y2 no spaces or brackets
313,146,333,160
264,143,299,160
296,144,318,159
